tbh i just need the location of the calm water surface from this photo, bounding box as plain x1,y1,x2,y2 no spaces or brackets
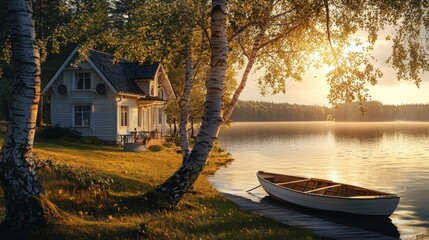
210,122,429,239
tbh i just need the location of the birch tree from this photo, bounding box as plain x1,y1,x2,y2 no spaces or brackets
223,0,404,122
150,0,228,206
0,0,62,227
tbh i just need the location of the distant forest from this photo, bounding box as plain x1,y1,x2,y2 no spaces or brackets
230,100,429,122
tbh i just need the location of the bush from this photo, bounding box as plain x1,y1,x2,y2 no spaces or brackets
212,140,226,153
162,142,175,148
164,133,180,146
36,125,105,145
148,145,163,152
36,124,81,140
35,158,113,197
77,136,105,145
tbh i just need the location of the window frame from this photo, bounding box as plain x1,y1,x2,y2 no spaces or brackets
158,88,163,99
158,107,163,124
137,107,142,127
152,107,155,126
75,72,91,91
74,105,91,127
150,82,154,96
120,106,129,127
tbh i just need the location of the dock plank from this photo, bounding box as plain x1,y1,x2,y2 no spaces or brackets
220,192,399,240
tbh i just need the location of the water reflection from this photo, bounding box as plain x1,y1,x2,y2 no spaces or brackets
211,122,429,239
259,196,400,238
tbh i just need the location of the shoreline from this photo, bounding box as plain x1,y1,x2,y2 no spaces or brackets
0,134,317,239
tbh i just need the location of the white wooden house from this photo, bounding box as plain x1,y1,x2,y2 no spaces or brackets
42,46,176,143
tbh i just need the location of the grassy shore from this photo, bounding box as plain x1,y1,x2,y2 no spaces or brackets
0,133,318,239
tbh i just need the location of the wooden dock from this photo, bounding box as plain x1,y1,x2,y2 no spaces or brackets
221,193,400,240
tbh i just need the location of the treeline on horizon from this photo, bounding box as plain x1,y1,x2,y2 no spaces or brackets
230,100,429,122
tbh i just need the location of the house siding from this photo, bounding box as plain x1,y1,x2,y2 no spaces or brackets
50,62,118,141
44,49,175,144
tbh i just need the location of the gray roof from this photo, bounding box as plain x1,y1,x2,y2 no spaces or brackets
89,49,159,96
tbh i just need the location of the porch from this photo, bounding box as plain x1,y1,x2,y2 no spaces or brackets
117,130,163,147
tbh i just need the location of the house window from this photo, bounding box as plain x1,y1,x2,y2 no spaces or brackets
150,82,154,96
76,72,91,90
120,106,128,126
138,108,142,127
158,108,163,124
158,89,163,99
74,105,91,127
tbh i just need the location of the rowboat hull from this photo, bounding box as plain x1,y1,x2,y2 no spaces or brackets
257,171,400,216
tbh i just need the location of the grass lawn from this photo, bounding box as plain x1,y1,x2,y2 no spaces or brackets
0,133,318,239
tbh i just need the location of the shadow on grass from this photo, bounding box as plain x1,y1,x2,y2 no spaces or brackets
0,220,141,240
34,138,123,152
0,173,158,240
38,171,162,218
139,196,320,240
0,182,319,240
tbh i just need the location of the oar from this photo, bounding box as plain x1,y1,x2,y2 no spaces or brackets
246,185,261,192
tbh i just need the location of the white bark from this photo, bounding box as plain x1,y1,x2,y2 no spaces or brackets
222,26,265,122
153,0,228,206
0,0,61,227
179,43,193,159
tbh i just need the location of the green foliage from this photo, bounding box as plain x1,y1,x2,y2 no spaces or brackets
36,125,105,145
333,102,429,122
148,144,163,152
35,158,113,197
388,2,429,86
231,100,330,121
211,141,227,154
164,133,181,146
231,100,429,122
77,136,105,145
162,141,175,148
51,0,116,55
36,125,82,140
226,0,426,108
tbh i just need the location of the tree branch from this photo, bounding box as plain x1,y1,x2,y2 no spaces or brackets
324,0,339,66
257,24,300,50
228,21,258,43
198,23,212,51
237,37,249,59
270,8,296,20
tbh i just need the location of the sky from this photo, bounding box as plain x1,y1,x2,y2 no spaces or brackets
237,29,429,107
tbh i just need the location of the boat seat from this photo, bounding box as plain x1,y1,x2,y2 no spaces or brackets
305,184,342,193
276,178,311,185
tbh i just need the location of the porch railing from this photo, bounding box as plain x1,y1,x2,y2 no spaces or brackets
117,130,161,146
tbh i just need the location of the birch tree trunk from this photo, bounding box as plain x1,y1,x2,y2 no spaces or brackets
179,43,193,160
222,27,265,122
151,0,228,207
0,0,62,228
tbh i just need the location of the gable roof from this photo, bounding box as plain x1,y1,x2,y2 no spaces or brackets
89,49,161,96
123,62,160,80
88,50,144,96
42,46,175,99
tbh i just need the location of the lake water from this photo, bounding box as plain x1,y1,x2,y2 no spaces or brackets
209,122,429,239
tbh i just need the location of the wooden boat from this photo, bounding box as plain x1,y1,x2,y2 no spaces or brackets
257,171,400,216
